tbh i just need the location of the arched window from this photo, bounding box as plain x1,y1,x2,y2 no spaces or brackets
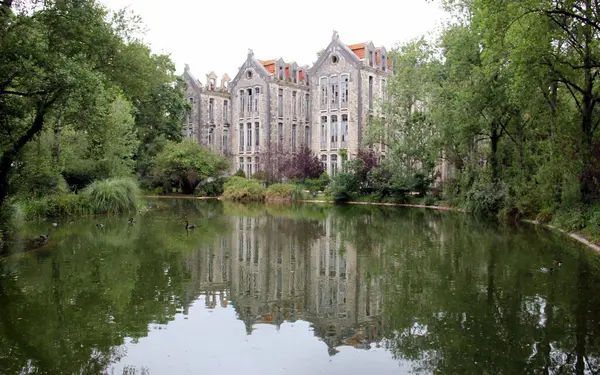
331,155,338,177
320,155,328,173
341,114,348,147
222,129,229,154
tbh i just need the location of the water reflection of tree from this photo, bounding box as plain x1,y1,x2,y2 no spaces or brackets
0,201,230,375
337,207,600,374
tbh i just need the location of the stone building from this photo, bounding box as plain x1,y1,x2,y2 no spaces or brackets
181,31,393,177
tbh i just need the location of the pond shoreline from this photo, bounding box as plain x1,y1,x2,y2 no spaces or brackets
139,195,600,253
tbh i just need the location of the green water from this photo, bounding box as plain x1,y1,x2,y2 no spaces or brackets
1,199,599,375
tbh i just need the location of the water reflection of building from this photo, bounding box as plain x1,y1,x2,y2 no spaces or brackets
180,214,386,354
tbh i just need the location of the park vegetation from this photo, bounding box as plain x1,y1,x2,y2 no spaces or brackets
3,0,600,242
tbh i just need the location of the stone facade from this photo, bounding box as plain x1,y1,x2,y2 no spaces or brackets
182,31,393,177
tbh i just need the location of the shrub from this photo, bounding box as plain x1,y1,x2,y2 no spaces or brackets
330,172,360,202
234,169,246,178
304,173,330,192
195,177,226,197
222,177,266,202
464,181,507,216
266,183,297,202
151,139,229,194
81,177,140,214
22,194,89,219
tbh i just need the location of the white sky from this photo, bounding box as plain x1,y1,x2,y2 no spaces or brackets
99,0,449,80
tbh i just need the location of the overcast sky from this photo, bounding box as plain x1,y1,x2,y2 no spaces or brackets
99,0,449,82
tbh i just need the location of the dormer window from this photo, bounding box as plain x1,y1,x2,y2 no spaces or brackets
209,78,216,90
368,50,374,67
278,65,284,80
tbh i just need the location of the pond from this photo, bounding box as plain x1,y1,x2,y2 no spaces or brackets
1,199,599,375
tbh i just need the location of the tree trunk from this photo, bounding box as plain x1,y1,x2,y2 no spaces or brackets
490,124,500,182
0,106,48,210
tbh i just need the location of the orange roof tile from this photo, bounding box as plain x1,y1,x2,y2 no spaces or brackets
347,42,366,50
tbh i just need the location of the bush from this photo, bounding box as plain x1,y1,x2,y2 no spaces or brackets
22,194,89,219
464,181,507,216
195,177,226,197
81,177,140,214
152,139,229,194
222,177,266,202
424,196,436,206
265,183,298,202
303,173,330,192
234,169,246,178
330,172,360,202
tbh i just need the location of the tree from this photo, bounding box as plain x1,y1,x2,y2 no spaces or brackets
0,0,187,211
151,139,229,194
280,145,325,181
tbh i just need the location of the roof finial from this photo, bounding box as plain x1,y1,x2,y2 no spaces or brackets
248,48,254,58
184,63,190,71
332,30,339,40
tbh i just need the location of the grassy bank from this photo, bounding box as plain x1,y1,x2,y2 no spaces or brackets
8,177,141,221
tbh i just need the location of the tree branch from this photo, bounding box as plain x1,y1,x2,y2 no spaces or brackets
0,90,49,97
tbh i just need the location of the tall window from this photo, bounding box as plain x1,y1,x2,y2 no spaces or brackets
330,115,338,148
331,155,338,177
320,116,327,149
254,157,260,174
292,124,297,151
300,92,305,120
277,122,284,151
304,126,310,146
223,129,229,154
320,155,328,172
246,88,252,117
208,98,214,123
254,122,259,151
278,89,283,117
382,54,387,71
208,128,215,151
292,91,297,119
305,94,310,120
238,90,244,118
320,77,328,110
246,123,252,151
341,74,349,109
239,157,244,174
330,75,338,109
341,114,348,147
254,87,260,116
368,76,374,111
238,124,244,152
369,50,374,67
223,100,229,123
246,157,252,177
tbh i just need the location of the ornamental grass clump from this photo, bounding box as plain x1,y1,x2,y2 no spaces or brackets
82,177,139,214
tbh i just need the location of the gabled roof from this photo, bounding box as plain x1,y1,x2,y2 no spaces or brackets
310,31,362,75
183,64,202,91
229,49,273,91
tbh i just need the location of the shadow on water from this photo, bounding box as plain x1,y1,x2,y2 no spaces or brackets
0,199,599,374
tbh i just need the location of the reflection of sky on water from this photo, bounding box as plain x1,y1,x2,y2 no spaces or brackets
110,296,417,375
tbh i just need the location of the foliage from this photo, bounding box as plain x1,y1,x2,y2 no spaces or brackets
234,169,246,178
221,177,266,202
81,177,139,215
302,173,330,192
151,139,229,194
194,177,226,197
265,183,300,202
280,145,325,181
0,0,187,214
